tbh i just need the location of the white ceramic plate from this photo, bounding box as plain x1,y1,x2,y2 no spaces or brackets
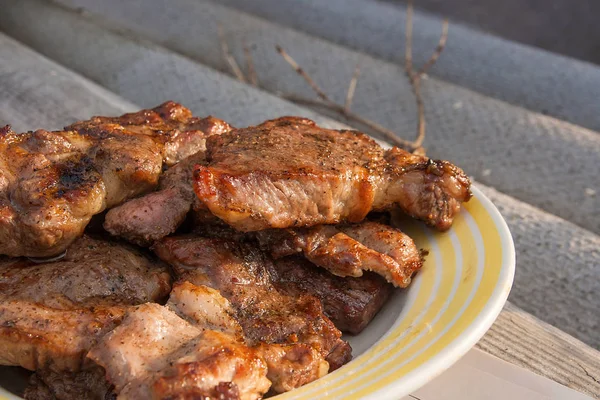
0,185,515,399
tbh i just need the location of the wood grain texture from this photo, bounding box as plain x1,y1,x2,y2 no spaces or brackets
0,33,135,132
478,302,600,398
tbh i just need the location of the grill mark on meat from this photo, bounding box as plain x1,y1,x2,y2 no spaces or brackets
0,102,231,257
193,117,470,232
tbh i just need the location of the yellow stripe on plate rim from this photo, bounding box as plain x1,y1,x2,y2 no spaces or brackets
277,185,514,399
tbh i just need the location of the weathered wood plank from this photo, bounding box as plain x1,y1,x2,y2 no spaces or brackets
218,0,600,136
0,33,135,132
478,302,600,398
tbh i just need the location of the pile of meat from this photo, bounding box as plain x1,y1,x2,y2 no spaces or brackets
0,102,471,400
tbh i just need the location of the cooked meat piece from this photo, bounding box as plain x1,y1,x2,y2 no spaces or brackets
167,281,327,395
103,187,190,247
271,256,394,334
89,303,201,394
88,286,271,400
169,281,328,394
0,236,172,372
153,236,352,391
23,366,114,400
103,152,205,247
167,281,243,338
0,301,127,372
68,102,231,168
0,101,231,257
194,117,471,232
255,343,328,394
190,220,398,332
256,221,423,287
0,236,172,308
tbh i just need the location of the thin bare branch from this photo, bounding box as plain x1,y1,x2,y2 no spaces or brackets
275,45,331,102
243,39,259,86
217,24,246,83
404,0,425,149
283,94,416,148
273,0,450,153
417,19,449,79
276,45,416,149
405,0,415,81
344,63,361,113
410,79,426,148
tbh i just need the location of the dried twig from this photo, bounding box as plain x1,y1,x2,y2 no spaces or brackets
284,94,416,148
417,19,449,78
217,24,246,83
274,47,413,147
275,46,330,102
218,2,450,153
404,0,425,149
403,0,448,150
344,64,361,113
243,39,259,87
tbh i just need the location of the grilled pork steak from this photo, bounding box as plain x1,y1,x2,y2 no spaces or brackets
256,221,423,287
168,281,326,395
0,102,231,257
0,236,172,372
271,257,393,335
153,236,352,392
194,117,471,232
88,282,271,400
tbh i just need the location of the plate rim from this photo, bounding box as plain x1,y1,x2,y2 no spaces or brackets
362,184,516,399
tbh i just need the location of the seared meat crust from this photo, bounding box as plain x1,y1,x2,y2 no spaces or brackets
0,236,172,372
153,236,352,391
0,102,231,257
23,366,114,400
0,302,127,372
194,117,470,232
0,236,172,309
88,284,271,400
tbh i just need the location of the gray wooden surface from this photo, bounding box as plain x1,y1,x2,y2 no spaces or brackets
0,0,598,398
477,302,600,399
0,34,134,132
216,0,600,134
